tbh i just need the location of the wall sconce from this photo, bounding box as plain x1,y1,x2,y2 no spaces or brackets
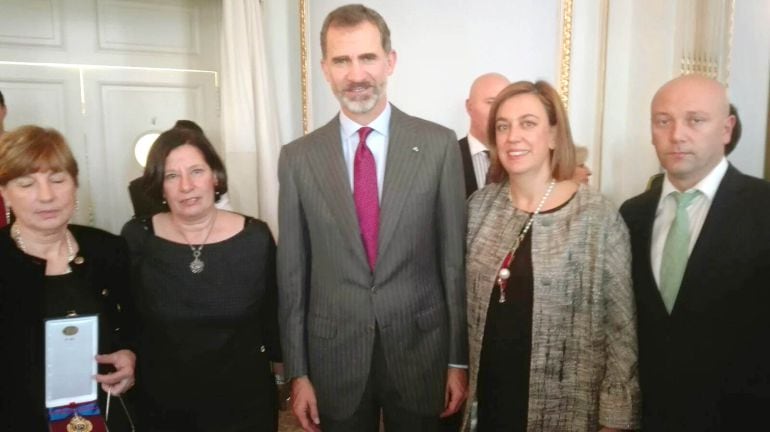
133,131,161,167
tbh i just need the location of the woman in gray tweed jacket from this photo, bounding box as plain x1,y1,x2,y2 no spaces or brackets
462,81,640,431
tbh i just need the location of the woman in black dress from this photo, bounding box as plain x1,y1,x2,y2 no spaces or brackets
122,126,282,431
0,125,136,431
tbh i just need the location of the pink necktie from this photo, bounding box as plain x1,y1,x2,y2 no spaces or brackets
354,127,379,271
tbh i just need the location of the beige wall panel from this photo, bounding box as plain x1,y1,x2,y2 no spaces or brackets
0,0,62,47
96,0,200,55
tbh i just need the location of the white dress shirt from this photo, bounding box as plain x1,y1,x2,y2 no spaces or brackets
467,133,490,188
340,104,467,370
651,158,728,286
339,104,391,203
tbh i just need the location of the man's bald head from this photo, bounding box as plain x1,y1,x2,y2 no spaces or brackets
466,73,509,144
650,74,735,191
652,74,731,117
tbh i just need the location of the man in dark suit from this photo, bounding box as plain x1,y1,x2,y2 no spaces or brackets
458,73,509,198
278,4,467,432
0,90,8,227
646,103,742,191
620,74,770,431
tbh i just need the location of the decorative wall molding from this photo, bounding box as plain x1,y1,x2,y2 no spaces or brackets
0,78,67,130
299,0,310,135
90,81,206,231
676,0,734,84
558,0,574,108
590,0,610,189
96,0,201,55
0,0,63,47
296,0,573,135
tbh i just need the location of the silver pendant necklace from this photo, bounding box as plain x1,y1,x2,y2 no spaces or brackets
190,245,205,273
175,211,217,274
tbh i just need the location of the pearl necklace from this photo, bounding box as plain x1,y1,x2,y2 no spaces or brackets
497,179,556,302
11,223,76,272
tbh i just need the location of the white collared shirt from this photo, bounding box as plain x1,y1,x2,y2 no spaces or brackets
467,133,490,188
651,158,729,286
339,104,391,203
340,105,467,370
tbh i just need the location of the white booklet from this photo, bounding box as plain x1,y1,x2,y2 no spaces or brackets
44,315,99,408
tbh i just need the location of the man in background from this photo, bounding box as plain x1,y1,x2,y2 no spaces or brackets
458,73,509,198
1,90,8,227
646,103,742,190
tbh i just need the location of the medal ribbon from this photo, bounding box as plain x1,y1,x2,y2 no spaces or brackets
48,401,101,421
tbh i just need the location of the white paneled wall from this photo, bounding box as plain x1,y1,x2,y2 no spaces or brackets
0,0,220,69
2,0,764,227
728,0,770,179
306,0,561,140
264,0,769,207
0,0,221,232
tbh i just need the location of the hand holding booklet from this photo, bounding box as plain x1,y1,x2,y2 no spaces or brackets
45,315,107,432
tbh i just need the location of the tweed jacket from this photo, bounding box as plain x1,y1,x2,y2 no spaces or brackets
462,182,640,431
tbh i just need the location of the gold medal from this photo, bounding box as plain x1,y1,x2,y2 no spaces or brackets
66,413,93,432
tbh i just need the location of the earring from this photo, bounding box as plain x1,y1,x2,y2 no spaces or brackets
5,205,10,224
70,199,79,223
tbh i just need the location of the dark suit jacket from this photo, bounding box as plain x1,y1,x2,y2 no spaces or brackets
620,165,770,431
458,136,479,198
277,105,467,420
0,224,134,430
128,176,166,217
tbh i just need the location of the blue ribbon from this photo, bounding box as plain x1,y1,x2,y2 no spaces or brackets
48,401,101,421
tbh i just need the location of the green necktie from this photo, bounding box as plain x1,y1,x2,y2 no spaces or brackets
659,190,700,313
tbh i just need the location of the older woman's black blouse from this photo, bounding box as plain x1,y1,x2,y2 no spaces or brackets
0,224,132,431
122,215,281,430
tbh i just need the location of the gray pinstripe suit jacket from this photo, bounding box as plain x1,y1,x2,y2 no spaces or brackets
277,105,468,420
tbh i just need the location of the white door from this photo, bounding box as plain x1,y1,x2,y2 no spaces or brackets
1,63,219,233
81,67,219,233
0,64,92,224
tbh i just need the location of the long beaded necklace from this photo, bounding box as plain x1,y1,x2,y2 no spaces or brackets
11,223,76,273
174,211,217,274
496,179,556,303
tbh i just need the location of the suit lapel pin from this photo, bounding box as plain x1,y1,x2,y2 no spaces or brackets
412,146,419,152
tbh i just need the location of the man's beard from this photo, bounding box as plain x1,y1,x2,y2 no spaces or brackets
336,81,383,114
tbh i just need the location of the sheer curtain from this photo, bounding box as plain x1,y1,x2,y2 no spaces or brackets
220,0,281,233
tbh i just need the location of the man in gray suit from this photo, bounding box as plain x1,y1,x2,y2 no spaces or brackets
278,4,467,432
